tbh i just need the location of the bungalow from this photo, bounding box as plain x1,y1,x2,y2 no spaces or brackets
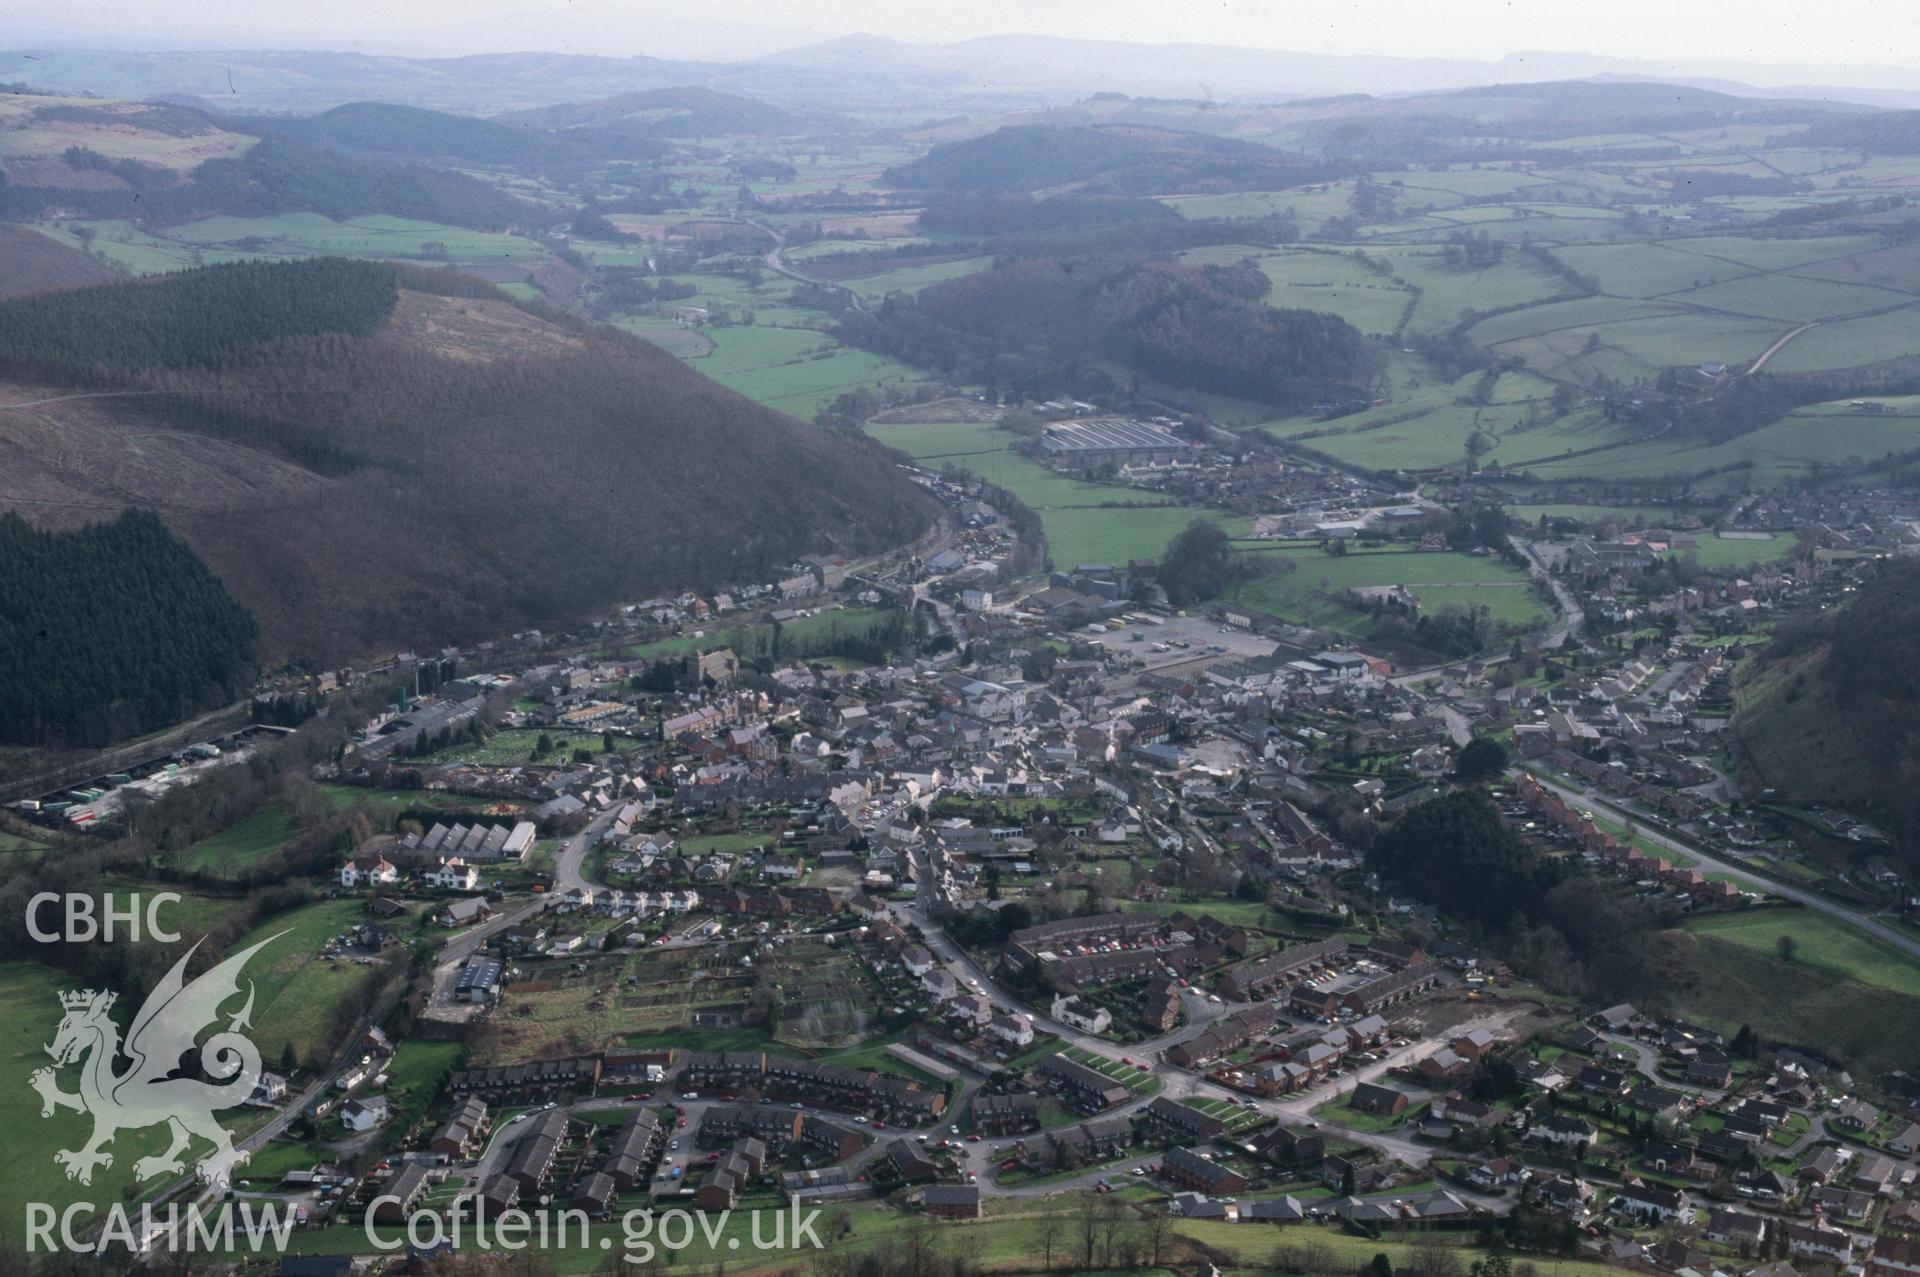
1832,1098,1879,1131
1576,1064,1631,1098
1170,1192,1231,1220
1686,1056,1734,1089
1853,1153,1899,1194
1737,1169,1793,1204
1592,1003,1638,1031
1350,1082,1409,1117
1241,1196,1308,1223
1798,1146,1851,1183
437,897,493,928
1468,1156,1525,1190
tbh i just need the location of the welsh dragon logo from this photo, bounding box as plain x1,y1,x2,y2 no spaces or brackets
30,934,283,1188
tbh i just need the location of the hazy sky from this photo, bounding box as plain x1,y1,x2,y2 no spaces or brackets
5,0,1915,71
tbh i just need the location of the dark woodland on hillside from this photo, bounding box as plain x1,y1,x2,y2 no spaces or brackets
836,254,1375,406
0,510,256,747
1737,558,1920,875
0,259,934,669
0,256,398,372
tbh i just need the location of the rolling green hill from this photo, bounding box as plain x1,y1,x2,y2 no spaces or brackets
259,101,555,166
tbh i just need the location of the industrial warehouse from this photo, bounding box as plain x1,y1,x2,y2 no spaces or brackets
1037,417,1195,469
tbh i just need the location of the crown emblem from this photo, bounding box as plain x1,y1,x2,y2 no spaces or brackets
60,990,113,1012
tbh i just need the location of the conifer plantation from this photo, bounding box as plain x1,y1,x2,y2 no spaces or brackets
0,510,256,747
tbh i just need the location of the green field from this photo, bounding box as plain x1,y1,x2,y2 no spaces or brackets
844,256,993,301
1268,358,1632,476
1665,273,1911,323
1551,241,1757,298
1505,503,1690,527
415,727,646,766
1684,910,1920,998
864,417,1245,567
1762,306,1920,373
174,804,295,876
320,785,497,822
0,895,368,1228
1522,405,1920,488
237,898,390,1068
626,605,903,665
35,214,548,275
1373,244,1571,335
1672,922,1920,1077
0,962,223,1229
676,323,932,416
1178,245,1415,335
1225,544,1547,633
1659,234,1886,273
1673,532,1799,568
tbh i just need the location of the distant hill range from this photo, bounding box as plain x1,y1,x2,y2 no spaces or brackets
885,124,1337,195
0,93,535,228
3,38,1918,114
492,86,799,138
249,87,799,172
0,259,933,664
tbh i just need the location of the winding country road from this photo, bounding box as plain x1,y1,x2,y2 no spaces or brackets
741,216,869,314
1509,535,1585,649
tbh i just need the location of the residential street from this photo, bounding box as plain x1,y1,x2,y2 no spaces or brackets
1527,772,1920,964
